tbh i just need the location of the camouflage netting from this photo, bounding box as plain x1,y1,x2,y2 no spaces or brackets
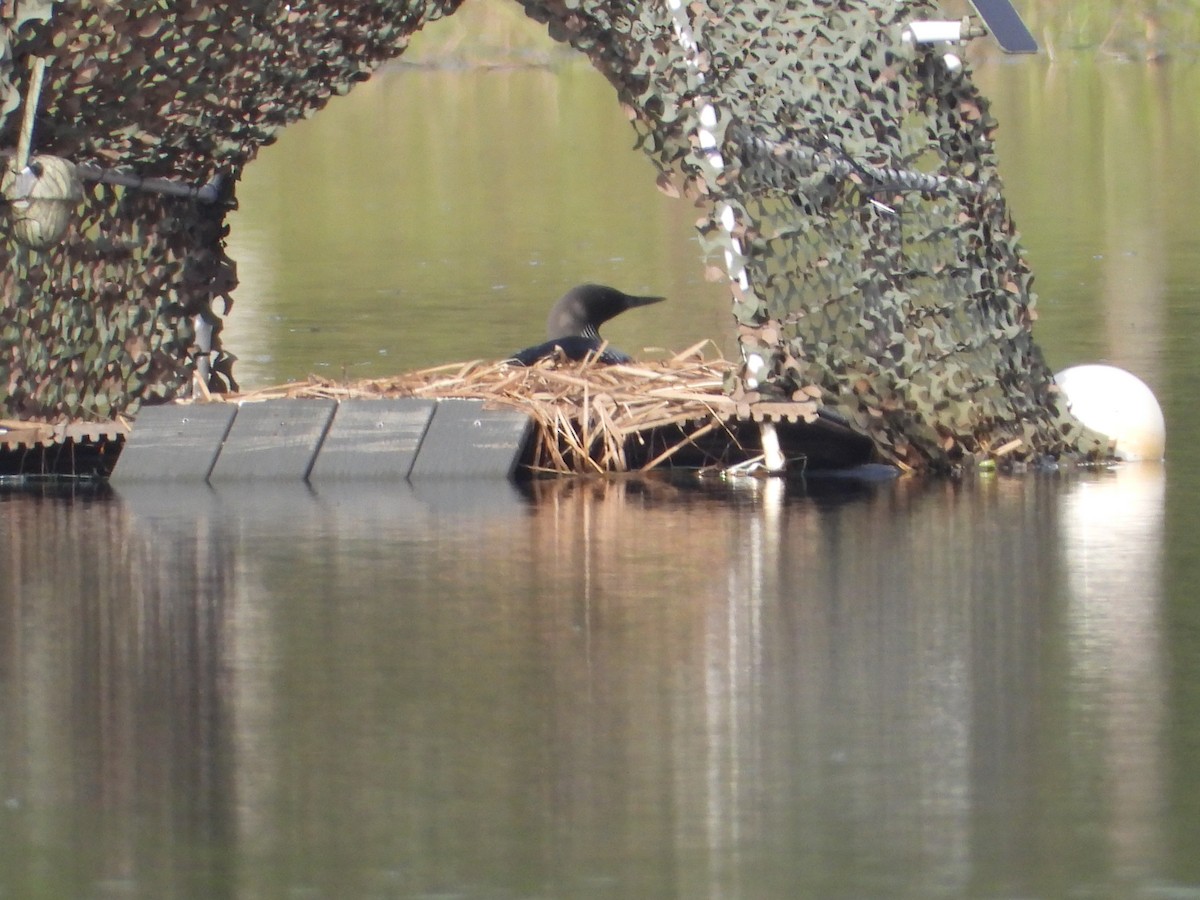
1,0,1106,470
0,0,465,421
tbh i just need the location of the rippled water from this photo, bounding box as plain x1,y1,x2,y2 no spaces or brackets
2,55,1199,900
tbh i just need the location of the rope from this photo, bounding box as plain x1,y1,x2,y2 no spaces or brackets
727,124,978,199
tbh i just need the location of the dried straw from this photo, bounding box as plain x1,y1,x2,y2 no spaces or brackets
218,343,820,475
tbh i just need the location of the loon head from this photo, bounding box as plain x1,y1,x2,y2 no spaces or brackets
545,283,666,341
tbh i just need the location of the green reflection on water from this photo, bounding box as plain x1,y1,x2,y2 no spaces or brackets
227,62,732,385
979,59,1200,388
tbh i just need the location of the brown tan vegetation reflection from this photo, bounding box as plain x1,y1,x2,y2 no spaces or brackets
0,468,1177,897
0,490,235,898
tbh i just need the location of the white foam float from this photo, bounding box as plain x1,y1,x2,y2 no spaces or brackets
1054,364,1166,461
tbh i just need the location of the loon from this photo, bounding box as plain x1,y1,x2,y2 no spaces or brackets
509,283,665,366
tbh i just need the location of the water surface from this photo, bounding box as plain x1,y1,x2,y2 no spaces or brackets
2,466,1192,899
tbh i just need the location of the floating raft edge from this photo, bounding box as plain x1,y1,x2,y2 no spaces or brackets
2,354,878,481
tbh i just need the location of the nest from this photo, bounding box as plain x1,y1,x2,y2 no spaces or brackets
214,341,824,475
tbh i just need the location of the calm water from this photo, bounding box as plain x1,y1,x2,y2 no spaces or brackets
3,55,1200,899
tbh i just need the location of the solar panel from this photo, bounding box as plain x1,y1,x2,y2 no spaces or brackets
969,0,1039,53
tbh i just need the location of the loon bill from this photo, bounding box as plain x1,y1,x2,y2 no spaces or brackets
508,284,665,366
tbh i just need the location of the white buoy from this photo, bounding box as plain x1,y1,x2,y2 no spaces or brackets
1055,364,1166,461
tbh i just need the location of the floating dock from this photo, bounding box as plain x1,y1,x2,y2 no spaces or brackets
112,397,533,483
1,353,877,482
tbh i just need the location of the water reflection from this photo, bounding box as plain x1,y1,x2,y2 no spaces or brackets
979,61,1199,396
1059,466,1167,887
2,467,1193,899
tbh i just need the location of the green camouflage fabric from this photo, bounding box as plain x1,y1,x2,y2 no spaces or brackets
1,0,463,420
1,1,1104,469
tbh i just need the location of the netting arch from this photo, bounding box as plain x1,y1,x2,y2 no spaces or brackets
0,0,1105,469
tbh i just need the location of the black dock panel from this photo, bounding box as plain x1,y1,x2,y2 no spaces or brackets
408,399,533,480
208,398,336,481
110,402,237,482
308,398,436,481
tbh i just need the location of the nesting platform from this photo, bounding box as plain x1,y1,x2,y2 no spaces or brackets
0,417,128,478
2,349,876,482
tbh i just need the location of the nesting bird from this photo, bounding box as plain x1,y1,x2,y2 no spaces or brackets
509,283,665,366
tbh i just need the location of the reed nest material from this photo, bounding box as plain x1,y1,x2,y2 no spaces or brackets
215,343,823,475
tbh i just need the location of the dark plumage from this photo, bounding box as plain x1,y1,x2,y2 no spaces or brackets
509,335,634,366
509,284,665,366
